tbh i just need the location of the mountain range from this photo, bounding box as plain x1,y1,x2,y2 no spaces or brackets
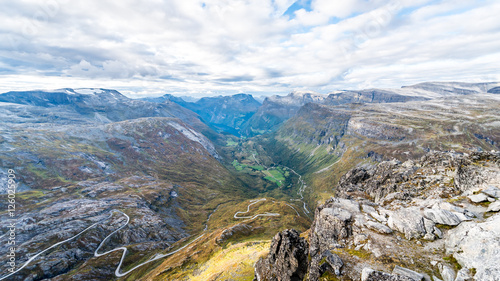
0,82,499,280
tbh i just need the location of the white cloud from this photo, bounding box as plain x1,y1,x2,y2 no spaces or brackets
0,0,499,97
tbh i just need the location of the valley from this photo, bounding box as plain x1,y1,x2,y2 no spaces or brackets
0,82,499,280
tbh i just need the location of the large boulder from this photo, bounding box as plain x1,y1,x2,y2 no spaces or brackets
423,208,462,226
309,206,353,256
446,213,500,281
361,268,416,281
254,229,309,281
392,266,425,281
387,207,426,240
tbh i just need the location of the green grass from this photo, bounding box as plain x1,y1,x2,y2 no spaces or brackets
226,139,239,147
17,190,46,200
232,160,248,171
443,255,462,270
250,165,264,171
268,169,285,182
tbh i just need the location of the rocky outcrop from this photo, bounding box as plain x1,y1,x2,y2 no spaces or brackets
257,151,500,280
216,224,254,245
309,204,353,257
254,229,309,281
336,151,500,203
446,213,500,281
309,250,344,280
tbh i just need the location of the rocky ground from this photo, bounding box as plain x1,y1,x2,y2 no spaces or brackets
255,151,500,281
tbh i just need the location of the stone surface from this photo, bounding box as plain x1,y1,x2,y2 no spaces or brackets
387,207,426,240
309,250,344,280
423,209,462,226
487,201,500,212
467,193,490,203
446,213,500,281
454,268,473,281
365,220,393,234
438,263,456,281
361,267,416,281
254,229,309,281
392,266,425,281
482,186,500,199
309,205,353,256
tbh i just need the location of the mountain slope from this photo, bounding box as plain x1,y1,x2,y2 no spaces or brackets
242,91,326,136
0,116,256,280
143,93,262,136
260,93,500,205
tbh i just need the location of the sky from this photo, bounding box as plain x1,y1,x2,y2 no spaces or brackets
0,0,499,98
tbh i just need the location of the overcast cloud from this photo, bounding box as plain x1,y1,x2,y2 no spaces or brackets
0,0,499,97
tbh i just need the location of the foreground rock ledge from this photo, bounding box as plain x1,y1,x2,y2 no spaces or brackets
254,229,309,281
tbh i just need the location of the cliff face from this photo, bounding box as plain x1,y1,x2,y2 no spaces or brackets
256,151,500,280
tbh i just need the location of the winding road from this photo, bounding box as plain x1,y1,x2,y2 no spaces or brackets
234,198,280,221
0,210,205,280
287,168,311,215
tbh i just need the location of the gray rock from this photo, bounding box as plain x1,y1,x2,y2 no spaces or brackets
438,263,456,281
354,233,369,245
365,220,393,234
362,204,377,214
446,213,500,281
309,250,344,279
467,193,490,203
423,218,436,240
254,229,309,281
487,201,500,212
433,226,443,239
454,268,473,281
387,207,427,240
424,208,462,226
482,186,500,199
309,206,353,256
330,197,360,213
323,250,343,276
321,207,353,221
361,267,416,281
216,224,253,245
393,265,425,281
364,204,388,223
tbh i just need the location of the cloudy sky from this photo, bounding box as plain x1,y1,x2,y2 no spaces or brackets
0,0,499,98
